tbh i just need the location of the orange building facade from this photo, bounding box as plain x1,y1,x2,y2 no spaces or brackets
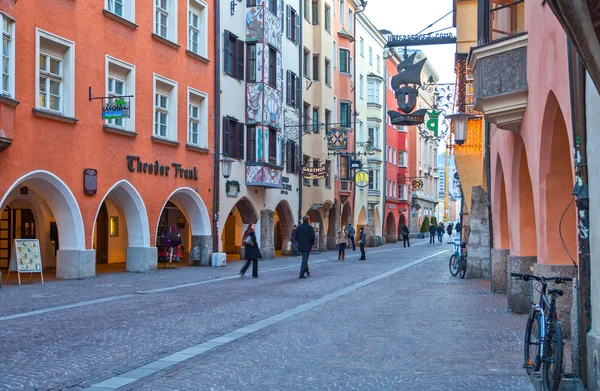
0,0,215,278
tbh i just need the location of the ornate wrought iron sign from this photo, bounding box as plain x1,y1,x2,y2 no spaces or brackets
326,127,349,151
386,33,456,47
388,53,429,126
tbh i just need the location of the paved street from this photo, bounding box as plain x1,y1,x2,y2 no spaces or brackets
0,240,530,391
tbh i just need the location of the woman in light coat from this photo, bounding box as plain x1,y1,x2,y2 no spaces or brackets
336,226,349,261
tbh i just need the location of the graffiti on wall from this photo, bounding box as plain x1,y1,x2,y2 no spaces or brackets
246,7,264,42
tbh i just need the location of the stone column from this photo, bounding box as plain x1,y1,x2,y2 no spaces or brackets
260,209,275,260
190,235,213,266
587,332,600,391
491,248,510,294
325,207,338,251
126,246,158,272
507,255,537,313
56,249,96,279
465,186,490,279
532,263,577,338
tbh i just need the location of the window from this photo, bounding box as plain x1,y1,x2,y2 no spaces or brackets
303,155,311,186
303,102,310,126
188,0,208,57
376,55,380,73
106,0,135,22
324,4,331,33
247,0,257,5
2,14,15,97
187,87,208,148
359,75,364,99
339,48,349,73
222,117,244,159
312,108,319,133
312,0,319,25
393,148,397,165
286,71,300,108
224,31,244,80
333,41,337,68
368,127,374,146
359,120,364,142
313,158,320,186
325,109,331,130
286,140,298,173
325,160,331,187
312,54,320,81
247,126,256,162
303,48,311,79
325,58,331,86
268,127,277,163
398,150,407,167
105,56,135,132
399,183,407,200
268,46,277,87
348,10,352,32
154,0,178,42
368,126,380,148
153,74,178,141
368,170,374,190
340,102,351,127
304,0,310,21
36,29,75,117
368,47,372,64
367,81,379,104
269,0,277,14
340,0,345,24
339,155,350,180
359,37,364,57
247,44,257,82
286,5,300,44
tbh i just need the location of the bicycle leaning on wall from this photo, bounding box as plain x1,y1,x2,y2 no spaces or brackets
448,240,468,279
510,272,573,391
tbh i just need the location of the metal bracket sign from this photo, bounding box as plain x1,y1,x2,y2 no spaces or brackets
386,33,457,48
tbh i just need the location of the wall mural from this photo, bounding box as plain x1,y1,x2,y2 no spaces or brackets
264,7,282,51
247,84,263,124
246,7,264,42
255,43,264,83
263,85,282,129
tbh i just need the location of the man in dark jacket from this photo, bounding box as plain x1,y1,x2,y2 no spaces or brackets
358,227,366,260
455,221,462,235
436,223,444,243
401,225,410,247
347,224,356,251
296,216,316,278
429,222,437,244
291,225,299,256
446,223,453,237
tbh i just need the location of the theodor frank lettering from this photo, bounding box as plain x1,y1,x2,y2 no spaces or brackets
126,155,198,180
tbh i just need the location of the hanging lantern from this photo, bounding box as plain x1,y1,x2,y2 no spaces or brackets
446,112,471,145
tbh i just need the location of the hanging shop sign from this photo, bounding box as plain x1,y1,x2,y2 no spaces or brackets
326,127,349,151
388,52,429,126
83,168,98,195
354,170,370,189
102,97,130,119
412,179,424,190
350,160,362,169
302,165,328,180
426,110,441,136
126,155,198,181
386,33,456,48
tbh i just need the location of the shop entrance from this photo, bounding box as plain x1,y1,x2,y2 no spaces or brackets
157,201,190,265
221,197,258,260
0,206,37,269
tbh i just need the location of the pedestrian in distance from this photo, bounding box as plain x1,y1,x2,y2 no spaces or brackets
336,226,349,260
446,222,453,237
401,225,410,247
347,224,356,251
240,223,261,278
358,227,367,260
437,223,444,243
296,216,316,278
429,222,437,244
455,221,462,235
291,224,299,257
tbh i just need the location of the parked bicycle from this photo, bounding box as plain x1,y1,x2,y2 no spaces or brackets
510,272,573,391
448,240,468,279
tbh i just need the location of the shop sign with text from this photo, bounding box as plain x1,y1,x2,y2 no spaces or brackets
302,165,328,180
126,155,198,180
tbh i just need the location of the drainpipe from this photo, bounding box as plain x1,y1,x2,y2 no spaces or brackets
213,0,222,253
297,0,303,224
485,120,493,253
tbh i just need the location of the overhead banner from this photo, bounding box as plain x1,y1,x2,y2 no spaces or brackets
302,165,328,180
326,127,348,151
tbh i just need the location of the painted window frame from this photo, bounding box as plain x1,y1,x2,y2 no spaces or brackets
187,87,208,148
105,55,136,132
153,73,178,141
188,0,208,58
154,0,178,44
1,13,15,98
339,48,350,73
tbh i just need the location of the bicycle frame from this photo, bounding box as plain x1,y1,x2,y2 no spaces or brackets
530,279,557,366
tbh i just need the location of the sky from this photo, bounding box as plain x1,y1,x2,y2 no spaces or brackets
364,0,457,83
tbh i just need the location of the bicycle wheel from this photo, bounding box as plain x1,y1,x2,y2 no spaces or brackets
449,254,459,276
458,255,467,279
543,320,564,391
524,311,542,375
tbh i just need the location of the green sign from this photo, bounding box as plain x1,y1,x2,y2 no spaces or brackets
103,97,130,119
426,110,441,136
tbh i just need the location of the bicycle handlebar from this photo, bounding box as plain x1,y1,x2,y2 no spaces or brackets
510,272,573,284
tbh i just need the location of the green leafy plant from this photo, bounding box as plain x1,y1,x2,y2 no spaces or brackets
225,180,240,194
420,216,430,233
431,216,437,226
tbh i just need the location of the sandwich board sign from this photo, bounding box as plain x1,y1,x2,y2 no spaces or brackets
6,239,44,285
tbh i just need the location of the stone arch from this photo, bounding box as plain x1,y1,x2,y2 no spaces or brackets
511,142,537,256
232,196,259,224
341,200,352,228
385,212,397,243
373,206,381,236
538,91,577,264
275,200,295,255
493,156,510,249
398,213,407,236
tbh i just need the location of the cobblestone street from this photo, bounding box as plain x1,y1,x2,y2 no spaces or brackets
0,240,531,391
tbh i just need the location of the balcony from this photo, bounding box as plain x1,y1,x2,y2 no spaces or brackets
245,162,284,189
469,0,527,132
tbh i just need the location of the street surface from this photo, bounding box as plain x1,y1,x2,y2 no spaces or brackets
0,240,530,390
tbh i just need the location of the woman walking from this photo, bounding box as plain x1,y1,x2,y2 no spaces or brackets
240,223,262,278
336,226,348,260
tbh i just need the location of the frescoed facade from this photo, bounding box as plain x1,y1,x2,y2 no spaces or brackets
219,0,300,259
0,0,215,278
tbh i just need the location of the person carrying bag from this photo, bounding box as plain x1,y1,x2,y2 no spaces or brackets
240,223,261,278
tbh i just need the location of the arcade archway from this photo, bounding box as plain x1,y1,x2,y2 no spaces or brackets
385,212,397,243
222,197,259,259
274,200,295,255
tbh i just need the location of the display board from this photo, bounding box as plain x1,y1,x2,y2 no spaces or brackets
6,239,44,285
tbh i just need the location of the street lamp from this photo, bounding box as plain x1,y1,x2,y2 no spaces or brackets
220,156,235,179
446,112,471,146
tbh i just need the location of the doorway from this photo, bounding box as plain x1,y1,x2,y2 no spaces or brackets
96,203,109,264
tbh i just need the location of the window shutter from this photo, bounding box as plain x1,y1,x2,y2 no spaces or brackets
286,5,292,39
222,118,231,156
295,75,301,109
295,10,300,44
237,122,245,159
286,71,292,106
236,39,245,80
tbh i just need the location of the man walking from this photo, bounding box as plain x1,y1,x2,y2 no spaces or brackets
446,222,453,237
291,224,299,256
437,223,444,243
296,216,315,278
358,227,366,260
429,222,437,244
347,224,356,251
401,225,410,247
